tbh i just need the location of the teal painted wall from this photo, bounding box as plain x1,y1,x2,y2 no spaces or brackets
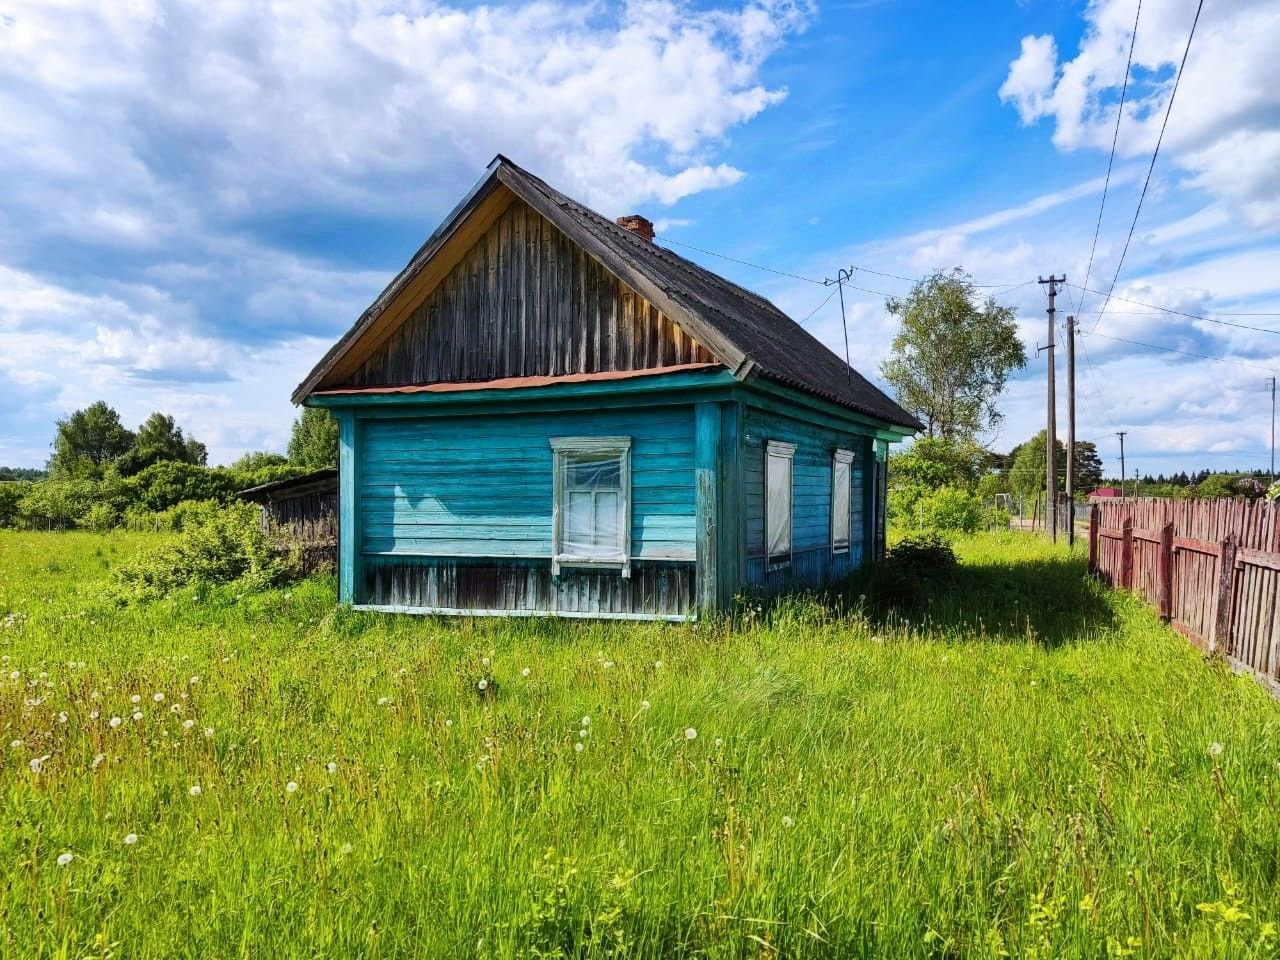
358,406,696,563
741,404,872,590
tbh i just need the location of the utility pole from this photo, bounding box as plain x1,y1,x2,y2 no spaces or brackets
1066,315,1076,547
1268,377,1276,485
1116,431,1127,503
1039,275,1065,540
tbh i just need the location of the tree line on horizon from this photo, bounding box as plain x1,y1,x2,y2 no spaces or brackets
0,403,339,531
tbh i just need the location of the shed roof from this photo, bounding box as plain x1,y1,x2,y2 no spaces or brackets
238,468,338,503
294,156,920,431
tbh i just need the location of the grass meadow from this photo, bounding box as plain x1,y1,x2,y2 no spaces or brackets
2,530,1279,958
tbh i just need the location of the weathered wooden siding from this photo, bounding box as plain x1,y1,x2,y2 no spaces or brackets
361,557,694,620
342,199,714,388
741,406,871,591
359,407,695,561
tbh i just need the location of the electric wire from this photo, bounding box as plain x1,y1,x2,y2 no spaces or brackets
1086,0,1206,335
1079,0,1143,311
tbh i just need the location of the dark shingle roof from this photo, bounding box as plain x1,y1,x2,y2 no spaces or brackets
499,162,919,430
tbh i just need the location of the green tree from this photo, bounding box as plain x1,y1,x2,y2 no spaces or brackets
288,408,339,470
1073,441,1104,491
117,413,208,475
230,451,289,472
48,401,135,477
880,269,1027,441
1008,430,1068,499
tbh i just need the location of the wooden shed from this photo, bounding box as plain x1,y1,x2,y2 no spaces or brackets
294,156,919,620
238,469,339,569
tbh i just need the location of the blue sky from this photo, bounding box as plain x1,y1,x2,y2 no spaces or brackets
1,0,1278,478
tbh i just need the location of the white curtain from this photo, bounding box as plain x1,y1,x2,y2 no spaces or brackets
766,450,792,559
562,455,623,557
833,456,851,549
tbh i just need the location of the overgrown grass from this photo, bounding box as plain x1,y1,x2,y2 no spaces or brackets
2,529,1279,958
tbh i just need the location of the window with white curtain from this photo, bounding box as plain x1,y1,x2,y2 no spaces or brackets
765,440,795,568
550,437,631,577
832,448,853,553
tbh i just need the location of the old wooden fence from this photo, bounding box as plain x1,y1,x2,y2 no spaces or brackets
1089,498,1280,693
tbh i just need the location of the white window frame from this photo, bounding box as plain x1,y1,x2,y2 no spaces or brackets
550,436,632,578
765,440,795,569
832,448,854,555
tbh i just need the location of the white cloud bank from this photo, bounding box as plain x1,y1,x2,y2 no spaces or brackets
999,0,1280,227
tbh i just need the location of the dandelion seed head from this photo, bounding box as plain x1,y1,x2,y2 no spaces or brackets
286,781,299,794
580,716,590,727
578,729,588,739
640,700,651,711
189,784,202,797
574,741,584,753
327,761,338,774
684,728,697,741
56,852,73,867
9,739,22,749
203,727,214,738
376,696,391,706
654,660,663,669
521,667,531,678
444,719,454,728
123,833,138,845
153,692,165,703
1209,742,1224,757
782,815,795,829
130,694,141,704
89,710,100,720
131,711,143,721
109,716,122,728
182,719,194,730
8,671,18,680
340,842,353,856
476,679,488,691
481,657,491,667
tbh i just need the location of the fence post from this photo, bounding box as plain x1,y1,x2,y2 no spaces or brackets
1212,534,1237,655
1088,506,1099,575
1120,516,1134,590
1157,522,1173,622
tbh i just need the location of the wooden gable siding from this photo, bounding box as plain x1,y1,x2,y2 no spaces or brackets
340,200,714,389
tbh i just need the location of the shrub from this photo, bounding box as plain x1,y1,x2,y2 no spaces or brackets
849,534,958,615
121,499,225,532
917,486,984,532
81,502,120,533
887,534,958,579
0,482,28,528
108,502,299,603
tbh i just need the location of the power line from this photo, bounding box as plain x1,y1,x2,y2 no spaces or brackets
1085,330,1280,374
654,235,1025,293
1080,0,1143,311
796,287,839,326
654,236,823,285
1087,0,1205,335
1068,282,1280,336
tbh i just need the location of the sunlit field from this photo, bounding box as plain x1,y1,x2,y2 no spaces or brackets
2,530,1279,958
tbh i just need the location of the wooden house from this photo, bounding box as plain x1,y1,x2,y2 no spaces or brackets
294,157,919,620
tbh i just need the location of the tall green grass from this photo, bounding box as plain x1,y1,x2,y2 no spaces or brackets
1,529,1278,958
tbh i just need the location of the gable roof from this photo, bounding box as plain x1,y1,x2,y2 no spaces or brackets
294,156,920,431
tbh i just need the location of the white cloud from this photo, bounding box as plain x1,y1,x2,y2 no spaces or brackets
0,0,811,220
999,34,1058,124
999,0,1280,225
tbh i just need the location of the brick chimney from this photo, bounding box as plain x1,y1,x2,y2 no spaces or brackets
616,214,654,242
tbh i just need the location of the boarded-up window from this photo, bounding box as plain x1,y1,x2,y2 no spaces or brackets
766,440,795,567
832,448,853,553
551,437,632,577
